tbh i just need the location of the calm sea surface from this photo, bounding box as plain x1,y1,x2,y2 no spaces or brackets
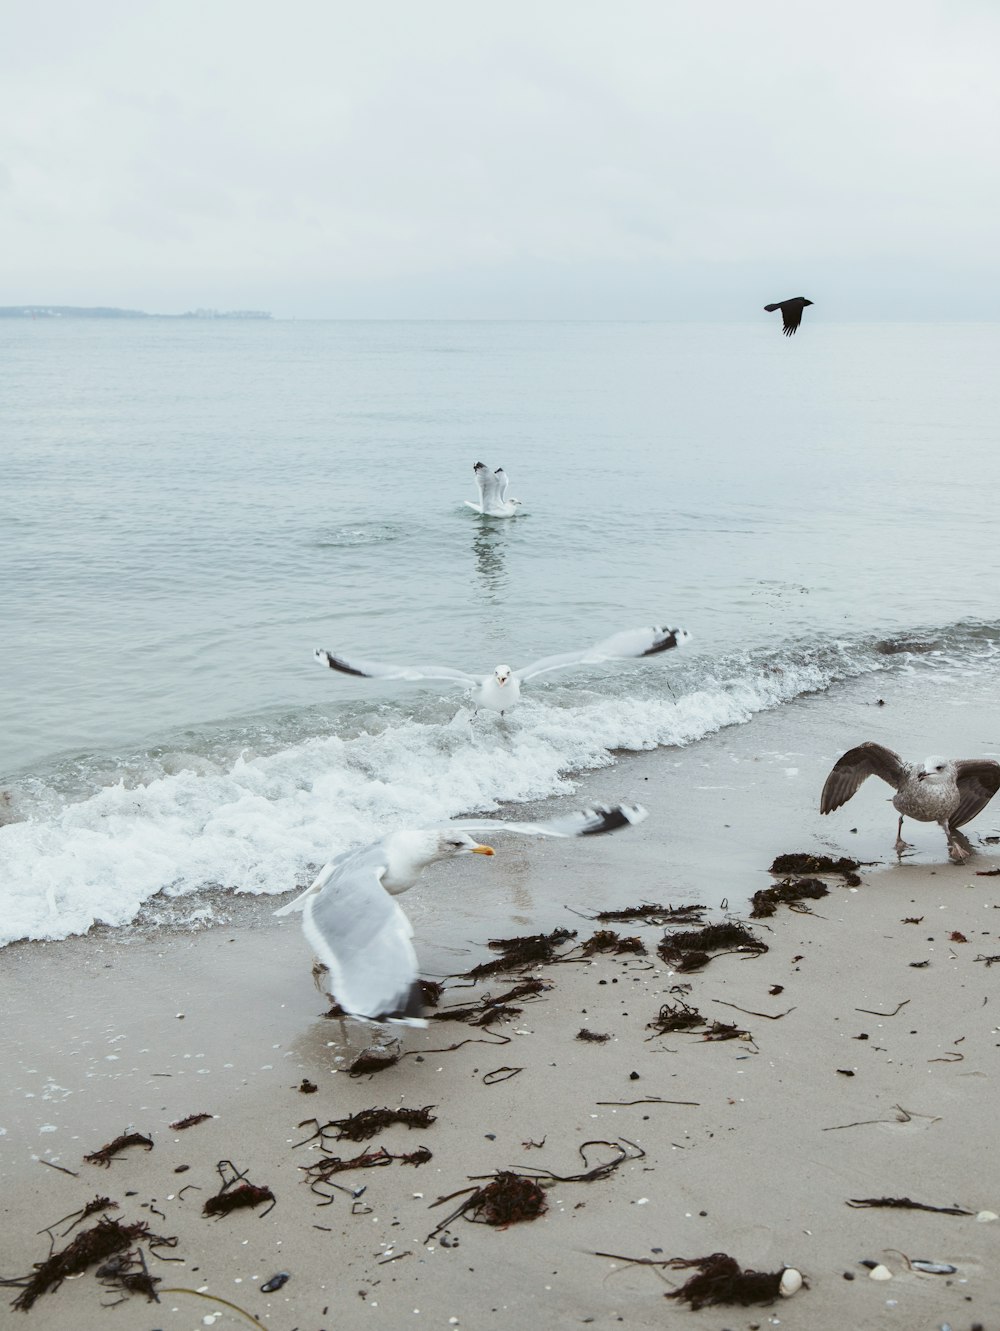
3,318,1000,944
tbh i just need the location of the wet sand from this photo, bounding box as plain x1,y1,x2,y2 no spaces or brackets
4,672,1000,1330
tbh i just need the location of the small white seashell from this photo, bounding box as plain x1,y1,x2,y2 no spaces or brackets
868,1264,892,1281
779,1267,803,1297
975,1210,998,1222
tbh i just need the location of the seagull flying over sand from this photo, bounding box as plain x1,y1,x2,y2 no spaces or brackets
315,624,691,715
820,742,1000,862
464,461,522,517
764,297,813,336
275,804,648,1026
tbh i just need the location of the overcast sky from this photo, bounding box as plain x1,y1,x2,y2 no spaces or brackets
2,1,998,318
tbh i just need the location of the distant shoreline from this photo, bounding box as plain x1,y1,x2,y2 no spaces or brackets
0,305,272,320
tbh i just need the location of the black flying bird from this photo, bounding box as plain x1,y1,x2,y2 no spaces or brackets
764,297,813,336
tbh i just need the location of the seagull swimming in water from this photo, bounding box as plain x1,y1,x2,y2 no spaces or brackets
315,624,691,715
464,461,522,517
820,742,1000,862
764,297,813,336
275,804,648,1026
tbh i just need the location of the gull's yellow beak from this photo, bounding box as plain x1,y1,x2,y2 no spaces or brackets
472,843,495,856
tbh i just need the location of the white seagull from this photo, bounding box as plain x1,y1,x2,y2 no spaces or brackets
464,461,522,517
820,741,1000,862
275,804,648,1026
314,624,690,715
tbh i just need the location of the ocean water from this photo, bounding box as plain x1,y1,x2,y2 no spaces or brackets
3,317,1000,946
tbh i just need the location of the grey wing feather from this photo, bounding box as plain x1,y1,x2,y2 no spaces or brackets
274,845,359,916
447,803,648,839
301,846,426,1026
493,468,510,502
820,742,906,813
516,626,690,682
315,648,479,686
473,462,504,509
950,760,1000,829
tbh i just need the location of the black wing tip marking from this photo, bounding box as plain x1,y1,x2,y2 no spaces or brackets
473,461,487,471
577,804,645,835
374,981,425,1024
641,627,689,657
314,648,369,678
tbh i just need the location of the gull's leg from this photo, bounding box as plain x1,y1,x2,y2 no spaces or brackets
894,816,910,857
945,823,971,863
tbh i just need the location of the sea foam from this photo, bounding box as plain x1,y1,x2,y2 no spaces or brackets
0,631,990,947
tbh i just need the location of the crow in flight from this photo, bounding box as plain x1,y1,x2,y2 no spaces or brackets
764,297,813,336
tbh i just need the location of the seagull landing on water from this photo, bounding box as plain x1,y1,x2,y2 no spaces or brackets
315,624,691,716
764,297,813,336
464,461,522,517
820,742,1000,863
274,804,648,1027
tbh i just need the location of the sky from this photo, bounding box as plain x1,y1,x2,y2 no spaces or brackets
2,0,998,318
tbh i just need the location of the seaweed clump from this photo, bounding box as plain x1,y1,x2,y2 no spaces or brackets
750,877,829,919
428,1172,547,1239
302,1145,433,1199
648,998,705,1034
595,902,706,924
317,1105,437,1143
84,1133,154,1167
769,852,861,885
202,1161,276,1218
658,920,766,972
461,929,576,979
576,1028,611,1042
96,1248,161,1303
665,1252,801,1309
431,979,550,1027
418,979,444,1007
6,1217,152,1311
581,930,646,956
169,1113,212,1130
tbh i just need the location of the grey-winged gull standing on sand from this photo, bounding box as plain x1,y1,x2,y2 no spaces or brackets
275,804,648,1026
764,297,813,336
315,624,690,716
464,461,522,517
820,741,1000,862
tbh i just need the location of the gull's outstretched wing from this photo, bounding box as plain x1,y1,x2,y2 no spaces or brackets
493,467,510,502
315,648,480,686
473,461,504,510
299,844,426,1027
446,803,648,839
820,742,906,814
515,626,690,683
950,760,1000,829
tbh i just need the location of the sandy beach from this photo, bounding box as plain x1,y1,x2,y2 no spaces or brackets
4,669,1000,1331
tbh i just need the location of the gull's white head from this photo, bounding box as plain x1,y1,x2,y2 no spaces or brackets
917,755,951,783
493,665,512,687
434,831,495,859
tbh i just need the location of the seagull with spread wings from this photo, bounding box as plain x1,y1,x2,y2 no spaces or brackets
464,461,522,517
275,804,648,1026
764,296,813,336
315,624,690,715
820,741,1000,862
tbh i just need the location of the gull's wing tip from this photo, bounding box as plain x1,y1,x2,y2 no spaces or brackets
577,802,650,834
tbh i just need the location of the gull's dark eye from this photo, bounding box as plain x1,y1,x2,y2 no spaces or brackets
936,764,945,771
